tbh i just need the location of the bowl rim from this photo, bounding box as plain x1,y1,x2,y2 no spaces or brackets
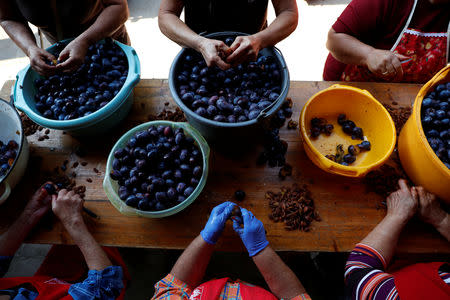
0,98,25,185
168,31,290,128
103,120,210,217
13,38,140,130
300,84,397,177
412,65,450,176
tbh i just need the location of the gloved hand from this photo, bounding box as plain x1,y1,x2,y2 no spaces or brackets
200,202,236,245
233,208,269,257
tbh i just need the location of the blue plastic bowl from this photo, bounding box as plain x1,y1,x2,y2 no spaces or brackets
103,121,210,218
13,39,141,136
169,31,290,143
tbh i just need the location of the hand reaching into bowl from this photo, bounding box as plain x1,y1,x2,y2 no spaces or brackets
197,37,232,70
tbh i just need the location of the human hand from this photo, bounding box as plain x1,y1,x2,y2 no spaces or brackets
51,189,84,229
56,38,89,73
414,186,447,228
27,46,57,76
200,201,236,244
386,179,418,223
197,37,232,70
226,35,262,66
365,49,408,80
233,208,269,256
23,182,55,223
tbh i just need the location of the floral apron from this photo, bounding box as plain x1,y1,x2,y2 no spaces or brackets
341,0,449,83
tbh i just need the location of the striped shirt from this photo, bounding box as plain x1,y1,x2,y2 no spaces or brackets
152,274,312,300
345,244,450,300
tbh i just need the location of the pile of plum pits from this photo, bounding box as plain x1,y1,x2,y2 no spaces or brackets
0,140,19,176
176,37,282,123
33,38,128,120
310,114,371,165
421,83,450,169
110,125,204,211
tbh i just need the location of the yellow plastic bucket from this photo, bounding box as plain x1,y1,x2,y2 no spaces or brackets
300,84,396,177
398,65,450,203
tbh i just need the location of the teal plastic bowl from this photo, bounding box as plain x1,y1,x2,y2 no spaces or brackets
103,121,210,218
13,39,141,136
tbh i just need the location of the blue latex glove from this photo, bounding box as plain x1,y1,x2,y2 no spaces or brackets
200,202,236,245
233,208,269,257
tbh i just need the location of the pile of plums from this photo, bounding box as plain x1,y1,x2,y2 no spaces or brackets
338,114,364,140
175,37,282,123
421,82,450,168
33,38,128,120
110,125,204,211
0,140,19,176
310,117,334,138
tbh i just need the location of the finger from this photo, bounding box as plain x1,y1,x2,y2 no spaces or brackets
411,186,419,203
392,58,403,80
223,202,236,218
232,219,243,234
58,189,68,197
394,53,409,61
240,208,253,225
416,186,427,201
213,57,231,70
56,58,79,73
41,50,56,62
384,62,396,78
398,179,410,192
226,45,246,64
229,39,241,52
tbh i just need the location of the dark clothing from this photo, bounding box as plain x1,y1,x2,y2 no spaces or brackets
184,0,269,35
12,0,129,44
323,0,450,81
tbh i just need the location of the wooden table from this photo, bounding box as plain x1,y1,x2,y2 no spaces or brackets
0,80,448,254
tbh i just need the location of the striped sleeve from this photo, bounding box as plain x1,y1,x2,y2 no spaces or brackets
152,274,192,300
345,244,398,300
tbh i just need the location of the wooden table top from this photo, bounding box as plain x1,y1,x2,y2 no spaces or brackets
0,79,448,254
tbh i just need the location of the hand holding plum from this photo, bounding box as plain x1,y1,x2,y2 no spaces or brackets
414,186,447,228
200,201,236,245
365,49,408,80
23,182,55,223
233,207,269,257
386,179,418,223
227,35,262,66
52,189,84,229
27,46,57,76
197,37,232,70
56,38,90,73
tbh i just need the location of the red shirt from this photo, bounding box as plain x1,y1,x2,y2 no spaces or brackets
323,0,450,81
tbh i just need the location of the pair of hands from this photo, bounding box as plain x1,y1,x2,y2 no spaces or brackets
365,49,409,81
197,35,262,70
201,202,269,257
387,179,447,229
24,182,85,229
28,37,90,76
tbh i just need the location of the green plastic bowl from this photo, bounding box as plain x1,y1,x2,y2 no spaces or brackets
103,121,210,218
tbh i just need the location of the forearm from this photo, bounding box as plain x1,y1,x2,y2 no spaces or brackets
435,214,450,241
0,212,38,256
253,246,305,299
64,219,112,271
0,20,38,56
326,29,374,66
170,235,214,288
360,215,407,265
158,13,204,52
253,10,298,49
76,3,128,46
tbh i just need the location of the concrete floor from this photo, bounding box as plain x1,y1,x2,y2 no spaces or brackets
0,0,352,298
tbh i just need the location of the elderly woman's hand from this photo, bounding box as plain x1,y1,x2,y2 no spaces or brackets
52,189,84,229
386,179,418,223
226,35,262,66
365,49,409,81
414,186,447,228
197,37,232,70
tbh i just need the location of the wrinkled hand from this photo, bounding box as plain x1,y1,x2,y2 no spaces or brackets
365,49,408,81
52,189,84,228
386,179,418,222
200,201,236,245
198,38,232,70
233,208,269,257
414,186,447,228
56,38,89,73
27,46,57,76
23,182,55,222
226,35,261,66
